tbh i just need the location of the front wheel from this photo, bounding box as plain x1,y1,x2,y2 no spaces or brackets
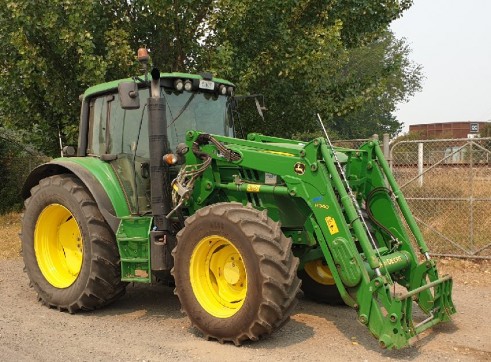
21,174,126,312
172,203,301,345
298,259,344,305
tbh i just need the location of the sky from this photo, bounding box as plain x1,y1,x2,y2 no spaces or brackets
390,0,491,132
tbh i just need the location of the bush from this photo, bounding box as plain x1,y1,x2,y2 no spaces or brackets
0,130,47,214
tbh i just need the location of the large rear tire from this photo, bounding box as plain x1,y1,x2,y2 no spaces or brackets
298,259,344,305
172,203,301,345
21,174,126,312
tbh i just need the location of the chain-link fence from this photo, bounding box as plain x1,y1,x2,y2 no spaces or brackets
0,155,48,213
390,137,491,259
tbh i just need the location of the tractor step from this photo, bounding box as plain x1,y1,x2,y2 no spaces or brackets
116,216,153,283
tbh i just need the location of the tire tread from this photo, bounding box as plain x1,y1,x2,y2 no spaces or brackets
21,174,126,313
173,202,302,345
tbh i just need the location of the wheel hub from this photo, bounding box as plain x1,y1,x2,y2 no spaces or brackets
223,257,243,285
34,204,83,288
190,235,247,318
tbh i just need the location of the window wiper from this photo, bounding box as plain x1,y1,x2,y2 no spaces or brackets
167,93,196,128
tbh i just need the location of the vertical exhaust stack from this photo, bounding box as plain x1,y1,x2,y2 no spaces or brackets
148,67,171,231
139,47,174,272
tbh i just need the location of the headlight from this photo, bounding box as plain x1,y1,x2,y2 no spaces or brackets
218,84,227,95
184,79,193,91
174,79,184,92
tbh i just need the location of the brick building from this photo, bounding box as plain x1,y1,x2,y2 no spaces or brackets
409,121,490,139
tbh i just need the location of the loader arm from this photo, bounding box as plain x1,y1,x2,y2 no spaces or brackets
176,130,456,349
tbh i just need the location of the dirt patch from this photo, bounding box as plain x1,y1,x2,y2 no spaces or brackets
0,212,22,259
0,258,490,361
1,212,490,360
437,257,491,286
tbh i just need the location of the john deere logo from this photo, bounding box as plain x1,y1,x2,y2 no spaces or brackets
294,162,306,175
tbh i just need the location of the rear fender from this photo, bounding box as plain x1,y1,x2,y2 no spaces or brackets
22,158,131,233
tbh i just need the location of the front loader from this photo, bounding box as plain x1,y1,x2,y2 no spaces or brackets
20,48,455,349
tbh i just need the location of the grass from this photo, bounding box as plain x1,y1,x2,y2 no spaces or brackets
0,212,22,259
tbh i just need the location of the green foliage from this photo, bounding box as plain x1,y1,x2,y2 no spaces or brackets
204,1,420,139
391,131,427,144
0,128,45,214
0,0,419,156
0,0,222,156
330,32,423,138
329,0,413,46
1,1,133,155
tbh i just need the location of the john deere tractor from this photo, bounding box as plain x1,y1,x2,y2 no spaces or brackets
20,49,455,349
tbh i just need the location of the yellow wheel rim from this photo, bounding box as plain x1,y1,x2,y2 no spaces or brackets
34,204,83,288
190,235,247,318
304,260,335,285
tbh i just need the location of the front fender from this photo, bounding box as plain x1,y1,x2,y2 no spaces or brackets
22,157,131,232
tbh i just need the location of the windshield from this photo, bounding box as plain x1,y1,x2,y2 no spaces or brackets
87,88,233,158
163,89,233,152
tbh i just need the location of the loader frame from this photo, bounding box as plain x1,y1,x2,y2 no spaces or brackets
167,130,456,349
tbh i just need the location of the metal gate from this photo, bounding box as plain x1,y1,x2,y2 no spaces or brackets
390,137,491,259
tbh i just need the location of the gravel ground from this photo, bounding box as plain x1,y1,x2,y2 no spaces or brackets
2,212,490,360
1,257,490,362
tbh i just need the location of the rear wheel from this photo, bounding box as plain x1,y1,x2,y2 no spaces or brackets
172,203,301,345
298,259,344,305
21,174,126,312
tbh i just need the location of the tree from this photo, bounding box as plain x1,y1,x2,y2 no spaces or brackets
0,1,132,155
203,1,419,140
0,0,417,155
329,31,423,139
0,128,45,213
0,0,216,156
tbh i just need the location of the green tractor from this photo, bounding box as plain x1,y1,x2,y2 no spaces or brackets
21,49,455,349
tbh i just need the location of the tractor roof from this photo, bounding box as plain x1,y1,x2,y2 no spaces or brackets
83,72,235,99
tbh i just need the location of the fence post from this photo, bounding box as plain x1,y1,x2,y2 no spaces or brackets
418,142,424,187
383,133,390,159
469,141,474,252
382,133,393,171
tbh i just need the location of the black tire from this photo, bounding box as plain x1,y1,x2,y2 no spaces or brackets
21,174,126,312
172,202,302,345
298,260,344,305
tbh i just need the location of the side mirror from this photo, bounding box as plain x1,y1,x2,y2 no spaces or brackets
118,82,140,110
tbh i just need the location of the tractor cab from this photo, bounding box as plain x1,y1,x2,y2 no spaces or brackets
78,72,235,215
